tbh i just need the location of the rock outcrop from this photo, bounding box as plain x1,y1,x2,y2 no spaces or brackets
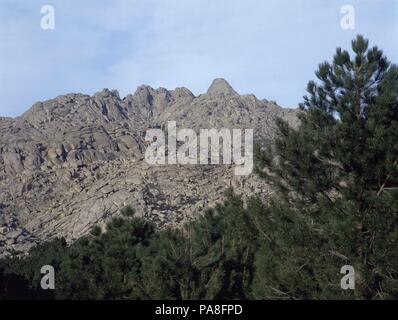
0,79,298,256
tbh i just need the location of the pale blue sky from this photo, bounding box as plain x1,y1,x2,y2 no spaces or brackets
0,0,397,117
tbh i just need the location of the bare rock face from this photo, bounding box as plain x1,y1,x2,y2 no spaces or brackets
0,79,298,256
207,78,238,96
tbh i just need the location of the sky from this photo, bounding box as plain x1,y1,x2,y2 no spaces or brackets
0,0,397,117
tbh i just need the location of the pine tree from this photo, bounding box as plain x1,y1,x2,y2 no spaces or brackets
253,35,398,299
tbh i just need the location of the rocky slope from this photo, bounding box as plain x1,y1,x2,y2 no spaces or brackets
0,79,298,256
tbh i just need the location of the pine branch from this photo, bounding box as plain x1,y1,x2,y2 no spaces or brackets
329,250,349,261
377,158,398,196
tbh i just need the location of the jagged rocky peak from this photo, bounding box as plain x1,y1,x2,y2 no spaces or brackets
94,88,121,99
171,87,195,99
0,79,300,257
207,78,238,96
131,85,157,106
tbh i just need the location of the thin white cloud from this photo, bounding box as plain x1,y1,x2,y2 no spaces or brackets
0,0,397,117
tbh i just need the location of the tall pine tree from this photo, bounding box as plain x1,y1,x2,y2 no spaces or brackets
253,35,398,299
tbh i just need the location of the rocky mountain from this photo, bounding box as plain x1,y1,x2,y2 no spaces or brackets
0,79,298,256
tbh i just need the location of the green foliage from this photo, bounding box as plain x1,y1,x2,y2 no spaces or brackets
0,195,264,300
90,225,102,237
0,239,67,299
120,205,136,218
254,35,398,299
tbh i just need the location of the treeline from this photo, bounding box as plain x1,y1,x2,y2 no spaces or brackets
0,191,361,300
0,194,267,300
1,35,398,300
